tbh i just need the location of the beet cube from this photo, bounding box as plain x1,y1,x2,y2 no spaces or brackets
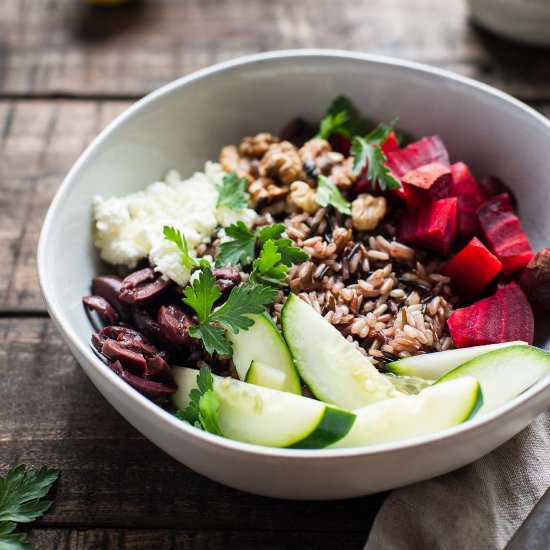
449,162,485,237
477,193,534,274
381,131,400,154
398,197,457,256
448,282,534,347
442,237,502,300
401,162,452,208
520,248,550,311
330,133,352,156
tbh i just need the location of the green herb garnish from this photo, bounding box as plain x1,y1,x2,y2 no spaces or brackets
315,175,352,215
163,226,209,270
250,240,289,288
175,366,222,435
315,96,369,140
183,267,278,356
351,119,401,191
0,465,59,550
216,171,249,211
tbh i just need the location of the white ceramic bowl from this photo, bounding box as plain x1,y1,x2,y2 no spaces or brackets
38,50,550,500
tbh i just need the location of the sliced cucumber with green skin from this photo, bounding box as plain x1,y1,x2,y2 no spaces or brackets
281,293,399,410
436,345,550,415
224,313,301,395
383,373,433,395
387,341,526,380
330,376,481,448
245,360,288,392
171,366,355,448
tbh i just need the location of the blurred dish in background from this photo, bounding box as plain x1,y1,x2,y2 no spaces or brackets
469,0,550,46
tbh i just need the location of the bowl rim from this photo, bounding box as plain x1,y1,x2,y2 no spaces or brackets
37,48,550,461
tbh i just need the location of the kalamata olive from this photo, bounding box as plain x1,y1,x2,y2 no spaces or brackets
100,325,149,344
83,295,119,324
146,356,173,381
131,308,164,344
157,304,194,346
109,361,177,397
212,267,242,295
119,268,172,305
101,339,148,374
92,275,131,320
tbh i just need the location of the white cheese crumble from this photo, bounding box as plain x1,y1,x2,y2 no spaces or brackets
93,162,257,286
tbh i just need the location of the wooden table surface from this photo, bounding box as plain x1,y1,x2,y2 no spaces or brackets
1,1,549,548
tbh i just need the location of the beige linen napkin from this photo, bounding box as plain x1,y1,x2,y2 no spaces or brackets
365,409,550,550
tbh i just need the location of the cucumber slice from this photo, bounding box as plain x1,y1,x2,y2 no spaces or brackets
224,313,301,395
387,341,526,380
436,345,550,414
281,293,399,409
245,360,288,391
383,373,433,395
171,366,355,448
330,376,480,448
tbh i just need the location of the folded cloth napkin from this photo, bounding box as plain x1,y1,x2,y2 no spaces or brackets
365,409,550,550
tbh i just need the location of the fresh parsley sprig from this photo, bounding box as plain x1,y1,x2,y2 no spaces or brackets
351,119,401,191
217,172,249,211
0,464,59,550
163,226,209,270
183,267,278,356
315,175,351,215
315,96,370,140
250,240,289,288
175,367,222,435
215,223,308,269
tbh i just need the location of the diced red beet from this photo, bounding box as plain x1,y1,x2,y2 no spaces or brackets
449,162,485,237
520,248,550,311
442,237,502,300
386,135,450,178
448,282,533,347
401,162,452,208
477,193,534,274
330,133,352,156
381,131,400,154
398,197,457,256
478,175,516,206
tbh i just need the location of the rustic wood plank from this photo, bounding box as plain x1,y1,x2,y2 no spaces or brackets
1,0,550,100
24,527,367,550
0,100,549,312
0,317,386,531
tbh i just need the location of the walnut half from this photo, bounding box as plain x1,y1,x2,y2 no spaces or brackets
351,193,387,231
289,181,319,214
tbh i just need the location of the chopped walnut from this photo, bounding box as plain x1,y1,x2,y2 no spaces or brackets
259,141,306,186
289,181,319,214
219,145,253,180
299,138,331,164
330,156,356,190
249,177,289,208
351,193,387,230
239,133,279,158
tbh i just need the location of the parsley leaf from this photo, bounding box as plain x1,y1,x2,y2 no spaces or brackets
183,267,278,355
315,96,370,140
0,464,59,550
274,238,309,266
250,240,289,288
216,172,249,211
210,282,279,332
315,175,351,215
351,119,401,191
183,268,222,324
175,366,222,435
163,226,209,269
215,222,256,267
257,224,286,243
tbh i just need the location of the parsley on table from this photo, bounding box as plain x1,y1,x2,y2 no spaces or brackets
163,226,209,270
250,240,289,288
0,464,59,550
351,119,401,191
216,171,249,211
183,267,278,356
175,366,222,435
315,175,352,215
215,223,308,269
315,96,370,140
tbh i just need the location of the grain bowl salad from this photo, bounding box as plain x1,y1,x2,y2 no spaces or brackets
84,97,550,449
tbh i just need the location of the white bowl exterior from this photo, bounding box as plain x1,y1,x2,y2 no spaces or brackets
38,51,550,499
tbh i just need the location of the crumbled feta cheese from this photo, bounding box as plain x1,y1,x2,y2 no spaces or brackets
93,162,257,286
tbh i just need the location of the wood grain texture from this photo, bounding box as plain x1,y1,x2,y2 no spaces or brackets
24,527,367,550
0,317,386,533
1,0,550,100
